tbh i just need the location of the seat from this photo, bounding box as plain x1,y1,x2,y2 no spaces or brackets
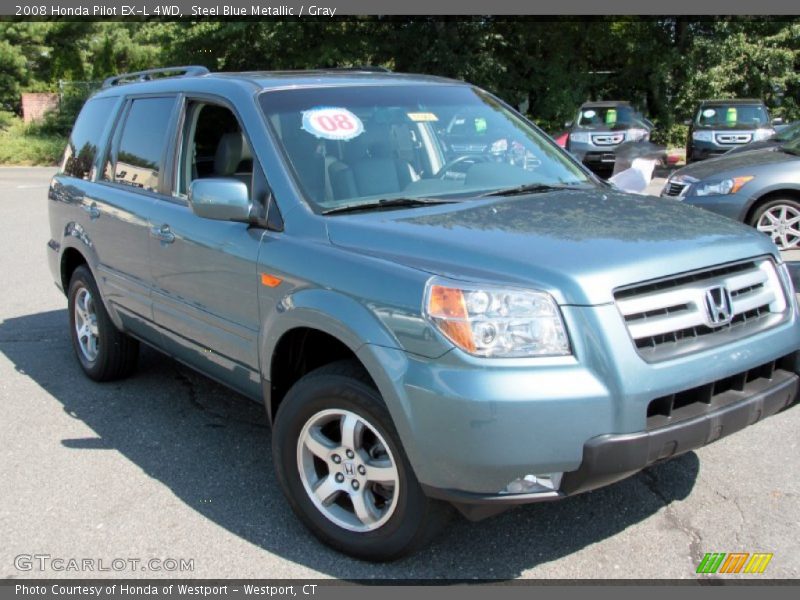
214,132,253,190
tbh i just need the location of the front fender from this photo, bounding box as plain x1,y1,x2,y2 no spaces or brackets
259,287,403,380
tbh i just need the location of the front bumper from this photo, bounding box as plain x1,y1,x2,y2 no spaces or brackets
689,139,745,161
569,141,620,171
357,297,800,515
425,363,798,519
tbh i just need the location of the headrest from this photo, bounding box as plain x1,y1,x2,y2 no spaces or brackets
214,132,252,176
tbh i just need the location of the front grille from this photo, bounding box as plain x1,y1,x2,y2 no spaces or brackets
663,180,688,197
615,259,788,361
646,353,797,430
591,133,625,146
715,133,752,145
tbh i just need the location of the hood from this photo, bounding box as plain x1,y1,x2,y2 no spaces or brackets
325,189,775,306
673,147,798,181
725,140,780,155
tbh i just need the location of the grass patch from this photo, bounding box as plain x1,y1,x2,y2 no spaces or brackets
0,112,65,166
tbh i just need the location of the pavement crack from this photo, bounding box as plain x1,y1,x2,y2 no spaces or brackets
172,365,267,430
641,469,706,571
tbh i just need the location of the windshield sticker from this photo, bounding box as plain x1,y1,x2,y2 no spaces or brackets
605,109,617,124
582,110,596,119
726,107,738,123
474,117,488,133
302,107,364,141
407,112,438,122
702,108,716,118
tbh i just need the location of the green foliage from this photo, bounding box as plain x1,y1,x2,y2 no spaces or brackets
2,18,800,165
650,122,689,148
0,114,65,165
0,39,28,111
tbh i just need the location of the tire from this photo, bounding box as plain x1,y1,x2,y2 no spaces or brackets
272,360,448,561
67,265,139,381
749,198,800,251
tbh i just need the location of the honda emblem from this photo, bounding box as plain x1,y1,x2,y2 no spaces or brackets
704,286,733,327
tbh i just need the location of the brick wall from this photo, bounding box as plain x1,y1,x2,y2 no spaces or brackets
21,93,60,123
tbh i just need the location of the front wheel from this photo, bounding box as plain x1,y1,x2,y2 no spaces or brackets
272,360,447,561
750,198,800,250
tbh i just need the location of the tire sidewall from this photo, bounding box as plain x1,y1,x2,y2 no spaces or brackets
272,372,429,560
67,266,110,379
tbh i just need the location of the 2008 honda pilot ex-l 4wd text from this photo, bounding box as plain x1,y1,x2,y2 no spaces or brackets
48,66,800,560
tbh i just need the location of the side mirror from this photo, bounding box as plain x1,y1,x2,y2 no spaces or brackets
772,117,784,126
564,121,573,128
188,178,252,222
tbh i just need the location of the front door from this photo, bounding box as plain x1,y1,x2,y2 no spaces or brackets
148,100,264,397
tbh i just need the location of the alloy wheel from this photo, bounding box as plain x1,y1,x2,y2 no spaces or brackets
756,204,800,250
74,287,99,362
296,408,400,532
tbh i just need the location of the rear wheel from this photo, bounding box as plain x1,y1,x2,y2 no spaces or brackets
68,265,139,381
272,360,447,561
750,198,800,250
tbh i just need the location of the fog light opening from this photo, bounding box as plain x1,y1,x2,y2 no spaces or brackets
503,472,563,495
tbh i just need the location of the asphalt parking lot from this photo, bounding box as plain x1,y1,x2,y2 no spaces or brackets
1,166,798,580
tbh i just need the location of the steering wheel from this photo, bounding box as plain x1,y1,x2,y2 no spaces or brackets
435,154,492,179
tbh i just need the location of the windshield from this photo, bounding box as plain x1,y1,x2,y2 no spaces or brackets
575,105,638,129
259,84,592,212
695,104,768,127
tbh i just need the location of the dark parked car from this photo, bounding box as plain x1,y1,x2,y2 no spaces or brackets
663,136,800,250
726,120,800,156
686,99,779,162
565,101,653,176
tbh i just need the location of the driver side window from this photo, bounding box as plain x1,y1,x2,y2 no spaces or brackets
176,101,253,198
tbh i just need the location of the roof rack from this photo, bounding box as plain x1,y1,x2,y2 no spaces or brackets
321,66,392,73
102,65,210,89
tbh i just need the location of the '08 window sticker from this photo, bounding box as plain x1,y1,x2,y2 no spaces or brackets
302,107,364,141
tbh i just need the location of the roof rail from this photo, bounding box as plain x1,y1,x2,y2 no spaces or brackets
322,66,392,73
102,65,210,89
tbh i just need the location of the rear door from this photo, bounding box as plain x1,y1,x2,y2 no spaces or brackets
147,97,266,397
90,95,179,338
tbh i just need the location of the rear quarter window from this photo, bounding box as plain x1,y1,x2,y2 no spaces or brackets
102,96,177,193
61,97,117,180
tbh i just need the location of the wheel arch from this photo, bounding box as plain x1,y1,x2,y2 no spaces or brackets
260,289,403,424
744,187,800,225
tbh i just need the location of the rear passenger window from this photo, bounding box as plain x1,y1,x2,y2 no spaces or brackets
61,97,116,180
104,97,176,193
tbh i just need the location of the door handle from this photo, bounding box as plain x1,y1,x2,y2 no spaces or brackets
151,224,175,244
82,201,100,220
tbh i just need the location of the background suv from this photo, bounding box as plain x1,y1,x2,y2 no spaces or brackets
686,98,778,162
565,100,653,176
47,66,800,560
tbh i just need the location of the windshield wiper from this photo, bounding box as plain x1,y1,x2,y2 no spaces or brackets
322,197,455,215
480,183,589,197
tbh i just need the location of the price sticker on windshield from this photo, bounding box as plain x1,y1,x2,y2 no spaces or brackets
302,107,364,141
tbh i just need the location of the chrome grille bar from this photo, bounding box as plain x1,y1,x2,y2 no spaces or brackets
615,259,788,361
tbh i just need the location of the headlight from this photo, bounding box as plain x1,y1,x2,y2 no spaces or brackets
569,132,589,144
753,128,774,141
626,128,649,142
423,278,571,357
692,130,713,142
693,175,754,197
